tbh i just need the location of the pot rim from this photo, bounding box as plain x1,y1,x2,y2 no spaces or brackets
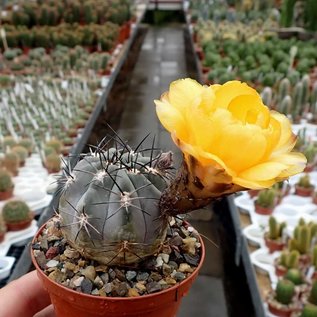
31,219,206,302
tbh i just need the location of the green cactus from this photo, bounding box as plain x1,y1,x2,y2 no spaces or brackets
261,87,272,107
11,146,28,165
275,279,295,305
268,216,286,240
303,143,317,164
281,0,296,27
301,304,317,317
310,281,317,305
312,245,317,268
279,250,300,269
289,219,317,255
0,169,13,193
297,174,313,189
2,136,17,149
45,138,63,154
293,82,304,121
58,141,172,265
45,153,61,173
255,188,276,209
3,152,20,175
18,138,33,154
304,0,317,31
284,268,303,285
2,200,31,224
0,214,7,235
278,78,291,104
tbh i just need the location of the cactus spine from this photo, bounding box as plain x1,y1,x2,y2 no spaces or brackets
58,140,173,265
275,279,295,305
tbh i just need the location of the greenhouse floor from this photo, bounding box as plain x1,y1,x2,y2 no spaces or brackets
116,24,228,317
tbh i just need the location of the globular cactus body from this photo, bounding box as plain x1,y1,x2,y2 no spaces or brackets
59,146,172,265
275,279,295,305
301,304,317,317
2,200,31,224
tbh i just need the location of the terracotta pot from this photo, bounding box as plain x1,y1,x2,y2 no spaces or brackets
0,187,14,201
31,222,205,317
6,214,33,231
248,189,260,198
264,235,285,253
254,204,274,215
304,164,314,173
0,232,5,243
275,264,287,277
267,301,295,317
295,186,314,197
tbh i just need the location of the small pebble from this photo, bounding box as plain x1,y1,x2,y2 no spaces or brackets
150,272,162,282
48,270,65,284
81,266,96,281
64,248,80,259
155,256,164,268
128,288,140,297
46,247,59,259
104,283,112,294
179,263,193,273
46,260,59,268
165,277,177,285
182,237,197,255
73,276,84,287
81,278,93,294
34,250,47,270
162,263,173,276
173,272,186,282
135,282,146,293
159,253,169,264
126,271,137,281
136,272,149,282
94,276,104,288
100,273,109,284
91,288,100,296
146,281,162,294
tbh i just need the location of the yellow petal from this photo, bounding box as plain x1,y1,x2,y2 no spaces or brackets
227,95,270,128
168,78,203,111
213,123,267,173
155,100,188,141
271,152,307,177
271,111,296,153
232,177,276,189
238,161,288,181
214,81,259,109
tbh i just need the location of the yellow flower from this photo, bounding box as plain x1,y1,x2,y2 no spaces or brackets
155,79,306,192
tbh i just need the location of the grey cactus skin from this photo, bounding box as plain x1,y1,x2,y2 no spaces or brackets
59,147,172,266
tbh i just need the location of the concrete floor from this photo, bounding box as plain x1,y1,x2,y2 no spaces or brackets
117,25,228,317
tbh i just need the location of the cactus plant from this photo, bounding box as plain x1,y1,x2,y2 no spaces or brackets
295,174,315,196
0,214,7,242
276,249,300,277
3,152,20,176
289,220,317,255
284,268,304,285
265,216,287,253
278,78,291,104
281,0,296,27
57,143,172,265
309,281,317,305
254,188,277,214
18,138,33,155
45,138,63,154
301,304,317,317
2,200,33,231
275,279,295,305
267,216,286,240
11,146,28,166
0,169,14,200
45,153,61,174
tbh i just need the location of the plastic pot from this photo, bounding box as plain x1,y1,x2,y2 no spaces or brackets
31,222,205,317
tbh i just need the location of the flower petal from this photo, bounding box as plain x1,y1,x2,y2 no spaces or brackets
168,78,203,111
214,81,259,109
155,100,188,141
